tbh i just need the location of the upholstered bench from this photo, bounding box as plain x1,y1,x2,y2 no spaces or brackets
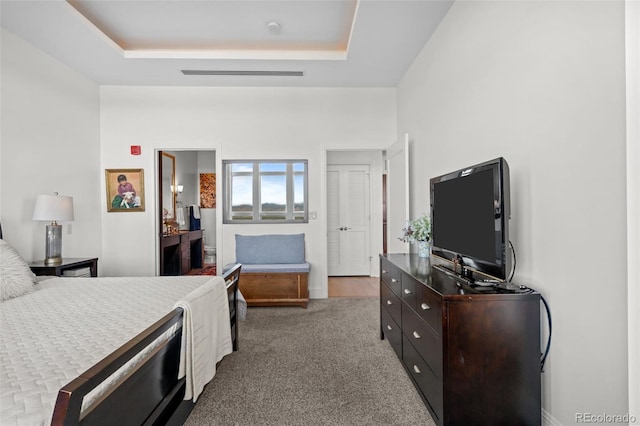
231,234,310,308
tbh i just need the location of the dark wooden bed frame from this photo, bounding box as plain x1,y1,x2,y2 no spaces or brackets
51,263,242,426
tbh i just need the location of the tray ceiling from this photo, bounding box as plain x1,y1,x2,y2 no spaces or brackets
0,0,453,87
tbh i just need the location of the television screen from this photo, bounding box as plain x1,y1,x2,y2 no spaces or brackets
430,158,510,281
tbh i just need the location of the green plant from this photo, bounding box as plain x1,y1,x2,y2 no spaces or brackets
400,214,431,243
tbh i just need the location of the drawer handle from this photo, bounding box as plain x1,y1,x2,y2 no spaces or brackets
413,365,421,374
391,278,399,283
403,289,412,295
387,325,392,331
412,331,421,339
382,269,387,274
386,300,393,305
421,303,431,311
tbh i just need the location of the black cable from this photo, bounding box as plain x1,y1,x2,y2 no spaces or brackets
506,241,551,371
540,295,552,372
508,240,516,282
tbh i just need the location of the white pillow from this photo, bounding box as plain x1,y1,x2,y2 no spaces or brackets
0,239,36,301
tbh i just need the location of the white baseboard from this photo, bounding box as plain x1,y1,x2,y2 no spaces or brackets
543,408,564,426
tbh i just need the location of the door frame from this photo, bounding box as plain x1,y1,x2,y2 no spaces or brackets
385,135,410,254
320,147,384,297
154,148,220,275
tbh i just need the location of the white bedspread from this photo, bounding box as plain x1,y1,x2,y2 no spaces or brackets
175,279,232,402
0,275,231,426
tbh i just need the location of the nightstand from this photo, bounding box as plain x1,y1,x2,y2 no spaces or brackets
29,257,98,277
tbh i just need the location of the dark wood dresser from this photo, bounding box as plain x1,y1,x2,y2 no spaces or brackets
380,253,541,426
160,230,203,275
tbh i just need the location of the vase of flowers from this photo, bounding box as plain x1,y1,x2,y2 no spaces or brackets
400,214,431,257
417,240,430,258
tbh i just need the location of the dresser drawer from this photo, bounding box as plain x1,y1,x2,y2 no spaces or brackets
162,234,179,247
416,284,442,336
402,309,442,379
381,303,402,359
380,257,392,286
401,273,418,310
380,257,402,296
380,282,402,326
403,335,443,423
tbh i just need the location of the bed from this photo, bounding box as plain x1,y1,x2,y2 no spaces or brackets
0,237,242,426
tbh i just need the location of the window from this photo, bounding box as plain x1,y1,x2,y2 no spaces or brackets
223,160,308,223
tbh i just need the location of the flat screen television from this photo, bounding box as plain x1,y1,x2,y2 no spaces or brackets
430,157,511,282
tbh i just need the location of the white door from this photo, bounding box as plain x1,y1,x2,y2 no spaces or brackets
327,164,371,276
386,135,410,254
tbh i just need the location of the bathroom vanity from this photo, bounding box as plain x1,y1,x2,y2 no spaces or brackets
160,229,203,275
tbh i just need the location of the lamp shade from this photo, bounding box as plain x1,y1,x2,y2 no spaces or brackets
32,194,74,222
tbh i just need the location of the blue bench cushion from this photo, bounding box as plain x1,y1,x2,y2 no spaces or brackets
239,263,310,273
235,234,306,264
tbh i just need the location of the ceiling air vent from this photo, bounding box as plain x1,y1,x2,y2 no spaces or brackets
181,70,303,77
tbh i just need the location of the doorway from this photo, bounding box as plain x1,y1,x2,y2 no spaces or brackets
156,149,218,275
326,150,384,279
327,164,371,275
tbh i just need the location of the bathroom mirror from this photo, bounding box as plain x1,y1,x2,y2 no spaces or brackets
161,152,176,220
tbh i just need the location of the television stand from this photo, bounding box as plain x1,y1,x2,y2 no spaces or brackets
494,281,530,292
380,254,541,425
432,263,529,293
433,263,469,281
432,264,478,287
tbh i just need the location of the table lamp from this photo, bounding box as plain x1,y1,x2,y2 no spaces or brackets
32,193,74,265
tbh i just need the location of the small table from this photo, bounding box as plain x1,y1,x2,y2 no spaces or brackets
29,257,98,277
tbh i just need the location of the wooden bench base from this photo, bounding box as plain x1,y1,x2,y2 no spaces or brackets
239,272,309,308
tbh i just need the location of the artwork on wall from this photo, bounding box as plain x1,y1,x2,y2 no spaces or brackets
200,173,216,208
105,168,145,212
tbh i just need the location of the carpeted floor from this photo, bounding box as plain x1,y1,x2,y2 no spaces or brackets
184,298,436,426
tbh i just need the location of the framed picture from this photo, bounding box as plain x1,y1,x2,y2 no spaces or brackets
200,173,216,208
105,168,145,212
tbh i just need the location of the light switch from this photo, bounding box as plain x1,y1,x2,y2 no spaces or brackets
310,211,317,220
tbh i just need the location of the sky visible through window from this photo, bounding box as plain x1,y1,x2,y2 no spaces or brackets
231,163,304,207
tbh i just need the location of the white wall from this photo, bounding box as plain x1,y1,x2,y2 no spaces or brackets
626,0,640,421
396,1,628,424
100,86,396,297
0,29,101,261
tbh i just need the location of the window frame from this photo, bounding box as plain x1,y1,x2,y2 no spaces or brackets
222,159,308,224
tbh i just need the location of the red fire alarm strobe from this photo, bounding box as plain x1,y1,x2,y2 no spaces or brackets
130,145,141,155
